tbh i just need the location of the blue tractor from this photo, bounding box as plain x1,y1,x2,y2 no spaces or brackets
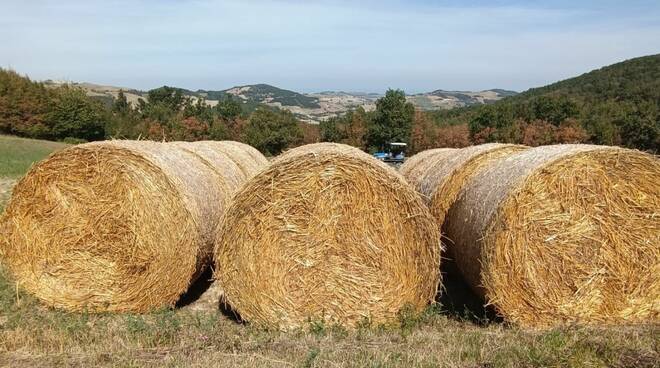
373,142,407,164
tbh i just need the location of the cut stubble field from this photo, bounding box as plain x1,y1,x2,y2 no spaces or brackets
0,136,657,367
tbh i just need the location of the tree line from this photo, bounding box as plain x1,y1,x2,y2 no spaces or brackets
0,69,315,154
2,54,658,156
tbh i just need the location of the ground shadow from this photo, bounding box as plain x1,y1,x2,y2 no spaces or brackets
437,257,502,325
175,266,244,323
176,267,214,308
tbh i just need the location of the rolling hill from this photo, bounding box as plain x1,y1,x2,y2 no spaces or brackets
512,54,660,102
43,81,516,123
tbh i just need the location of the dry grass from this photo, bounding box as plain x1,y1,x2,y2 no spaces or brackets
0,263,658,367
446,144,660,327
215,143,441,330
0,135,69,179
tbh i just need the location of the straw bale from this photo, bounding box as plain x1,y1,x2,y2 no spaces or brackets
198,140,265,179
214,143,441,329
418,144,526,224
399,148,457,182
445,144,660,327
0,140,221,312
219,140,269,167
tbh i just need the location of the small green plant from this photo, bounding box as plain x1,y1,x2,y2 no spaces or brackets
125,315,149,336
302,347,320,368
397,304,420,338
308,319,326,337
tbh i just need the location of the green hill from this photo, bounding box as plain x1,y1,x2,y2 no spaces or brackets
197,84,321,109
435,54,660,151
514,55,659,102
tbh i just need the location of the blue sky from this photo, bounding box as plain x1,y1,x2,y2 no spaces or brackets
1,0,659,93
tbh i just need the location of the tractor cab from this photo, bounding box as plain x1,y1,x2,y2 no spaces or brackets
373,142,407,164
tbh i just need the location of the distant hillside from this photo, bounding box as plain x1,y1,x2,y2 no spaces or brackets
41,80,515,123
410,89,517,110
203,84,321,109
433,54,660,151
513,54,660,102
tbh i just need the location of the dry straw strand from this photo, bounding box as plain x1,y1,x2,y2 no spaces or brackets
445,144,660,327
214,142,442,330
219,140,269,167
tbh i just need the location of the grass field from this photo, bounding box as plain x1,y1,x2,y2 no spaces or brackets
0,135,69,179
0,135,69,212
0,136,658,367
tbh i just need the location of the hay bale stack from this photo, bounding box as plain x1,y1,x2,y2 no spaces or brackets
399,148,457,180
445,144,660,327
410,144,527,229
168,141,268,311
214,143,441,329
0,140,225,312
198,140,267,179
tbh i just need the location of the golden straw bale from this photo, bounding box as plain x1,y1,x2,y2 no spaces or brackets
197,141,266,178
214,143,441,329
445,144,660,327
399,148,457,181
0,140,223,312
219,140,269,167
167,141,268,311
170,142,242,207
413,144,527,228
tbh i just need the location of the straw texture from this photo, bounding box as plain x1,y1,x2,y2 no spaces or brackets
445,144,660,327
0,140,238,312
214,143,441,329
198,140,266,179
399,148,457,189
169,141,268,310
219,140,269,168
416,143,527,228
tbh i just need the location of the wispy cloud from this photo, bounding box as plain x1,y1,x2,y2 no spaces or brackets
1,0,658,92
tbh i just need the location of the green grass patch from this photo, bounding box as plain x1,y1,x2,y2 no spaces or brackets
0,135,69,179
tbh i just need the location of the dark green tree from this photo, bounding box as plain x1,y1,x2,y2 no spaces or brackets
320,116,344,142
48,87,107,141
147,86,185,111
216,96,243,120
366,89,414,150
244,107,303,155
112,90,131,114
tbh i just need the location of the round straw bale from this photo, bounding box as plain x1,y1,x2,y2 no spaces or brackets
413,143,527,228
214,143,441,329
197,141,266,178
0,140,223,312
399,148,457,180
219,140,269,167
170,141,244,203
445,144,660,327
